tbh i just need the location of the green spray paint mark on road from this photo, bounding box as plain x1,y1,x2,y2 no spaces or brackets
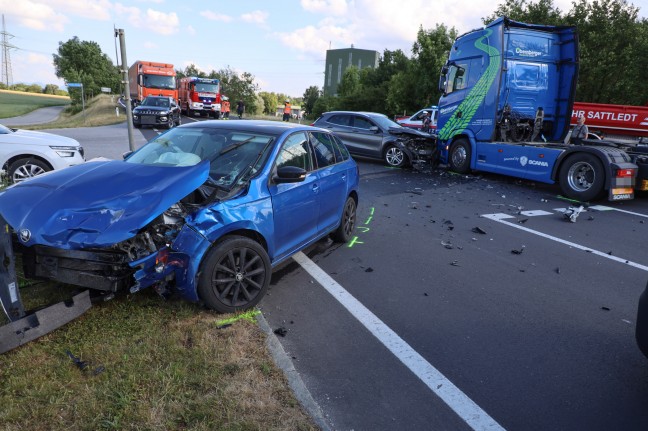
348,207,375,248
438,29,500,141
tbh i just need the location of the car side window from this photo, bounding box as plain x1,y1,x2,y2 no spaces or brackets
310,132,337,168
328,115,351,127
276,132,313,171
352,116,373,130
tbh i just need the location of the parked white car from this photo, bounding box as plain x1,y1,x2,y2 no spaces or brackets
0,124,85,183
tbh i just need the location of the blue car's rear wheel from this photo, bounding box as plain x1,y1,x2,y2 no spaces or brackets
332,196,357,243
198,236,271,313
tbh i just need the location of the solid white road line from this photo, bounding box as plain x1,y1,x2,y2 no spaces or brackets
292,251,506,431
589,205,648,218
481,213,648,272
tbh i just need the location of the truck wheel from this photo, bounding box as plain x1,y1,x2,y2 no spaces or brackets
558,153,605,202
197,236,271,313
384,144,408,168
332,196,357,243
449,139,471,174
8,158,51,183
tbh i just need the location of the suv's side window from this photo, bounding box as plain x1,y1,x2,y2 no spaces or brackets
310,132,337,168
328,114,351,127
352,116,373,130
276,132,313,171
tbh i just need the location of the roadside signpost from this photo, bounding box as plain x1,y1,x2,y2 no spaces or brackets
67,82,85,120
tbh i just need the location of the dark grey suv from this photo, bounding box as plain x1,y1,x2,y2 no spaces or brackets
312,111,418,167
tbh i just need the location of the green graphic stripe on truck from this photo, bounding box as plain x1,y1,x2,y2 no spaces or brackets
438,30,500,141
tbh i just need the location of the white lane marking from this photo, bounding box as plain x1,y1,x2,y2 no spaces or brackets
589,205,648,218
292,251,506,431
520,210,553,217
481,214,648,272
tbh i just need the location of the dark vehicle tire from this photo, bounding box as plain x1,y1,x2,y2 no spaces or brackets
332,196,357,243
198,236,271,313
166,117,174,129
558,153,605,202
214,112,221,120
637,282,648,359
8,158,50,183
384,144,408,168
449,139,471,174
134,123,141,128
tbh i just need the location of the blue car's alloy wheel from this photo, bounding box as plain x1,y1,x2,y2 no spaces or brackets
198,236,271,313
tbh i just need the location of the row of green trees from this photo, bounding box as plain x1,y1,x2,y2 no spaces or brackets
0,82,67,96
46,0,645,120
305,0,647,119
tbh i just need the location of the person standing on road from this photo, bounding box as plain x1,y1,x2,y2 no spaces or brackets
283,100,292,122
421,111,432,133
222,97,230,119
236,100,245,119
570,114,588,145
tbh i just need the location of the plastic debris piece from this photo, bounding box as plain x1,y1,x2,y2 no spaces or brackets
518,218,529,224
450,260,460,266
601,306,610,311
563,205,586,223
406,189,423,195
66,350,88,371
472,227,487,234
441,240,454,249
274,327,288,337
511,246,526,255
365,267,374,273
555,267,560,274
588,216,594,221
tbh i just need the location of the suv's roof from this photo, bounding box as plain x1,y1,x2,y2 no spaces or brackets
322,111,388,118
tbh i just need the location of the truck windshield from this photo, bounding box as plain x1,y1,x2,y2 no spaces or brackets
142,74,176,90
194,82,219,93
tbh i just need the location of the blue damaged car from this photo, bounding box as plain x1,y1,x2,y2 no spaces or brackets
0,120,359,313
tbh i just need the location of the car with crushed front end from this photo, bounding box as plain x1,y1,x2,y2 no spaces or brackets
0,123,85,183
0,120,359,313
311,111,433,168
132,96,181,129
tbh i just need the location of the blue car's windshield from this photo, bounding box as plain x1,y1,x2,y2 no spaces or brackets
126,127,275,188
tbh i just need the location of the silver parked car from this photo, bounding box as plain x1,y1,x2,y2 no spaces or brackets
0,124,85,183
312,111,428,168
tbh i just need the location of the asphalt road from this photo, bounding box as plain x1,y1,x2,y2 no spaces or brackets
33,115,648,430
2,105,67,126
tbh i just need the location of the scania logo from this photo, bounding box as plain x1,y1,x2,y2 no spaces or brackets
19,228,31,243
520,156,528,167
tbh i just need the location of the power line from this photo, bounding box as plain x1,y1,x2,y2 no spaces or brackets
1,14,16,87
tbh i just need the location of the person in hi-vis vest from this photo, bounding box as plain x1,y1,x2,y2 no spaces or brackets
283,101,292,122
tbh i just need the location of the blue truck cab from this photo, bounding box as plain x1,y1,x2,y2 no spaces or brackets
436,17,643,202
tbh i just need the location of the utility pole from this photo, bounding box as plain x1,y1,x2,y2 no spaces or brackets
1,14,16,87
115,28,135,152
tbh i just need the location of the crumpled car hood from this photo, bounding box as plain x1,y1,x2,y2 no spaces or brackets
0,159,209,249
387,126,434,139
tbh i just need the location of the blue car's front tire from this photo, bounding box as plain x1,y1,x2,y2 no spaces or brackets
198,235,271,313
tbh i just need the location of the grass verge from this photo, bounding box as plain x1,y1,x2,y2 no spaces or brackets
14,94,127,130
0,90,70,118
0,281,317,431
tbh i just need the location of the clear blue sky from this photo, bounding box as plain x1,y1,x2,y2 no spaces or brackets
1,0,645,98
